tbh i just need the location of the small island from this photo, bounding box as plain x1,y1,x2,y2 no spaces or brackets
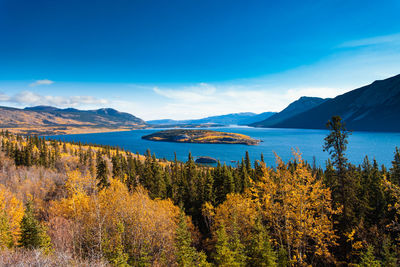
142,129,260,145
195,156,218,164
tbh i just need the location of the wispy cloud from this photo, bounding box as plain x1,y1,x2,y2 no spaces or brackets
152,83,345,119
0,92,10,101
29,79,54,87
339,33,400,48
0,91,108,107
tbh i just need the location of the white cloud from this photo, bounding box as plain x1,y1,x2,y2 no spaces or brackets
151,83,347,120
0,92,10,101
153,83,216,103
29,79,54,87
339,33,400,48
1,91,108,107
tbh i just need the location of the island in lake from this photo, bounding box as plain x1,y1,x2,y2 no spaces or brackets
142,129,260,145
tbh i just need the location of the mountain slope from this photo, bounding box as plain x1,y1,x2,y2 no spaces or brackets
270,74,400,132
0,106,146,135
251,97,329,127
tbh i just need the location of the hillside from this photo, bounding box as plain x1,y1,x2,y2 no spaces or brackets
269,74,400,132
251,97,328,127
147,111,276,126
0,105,146,135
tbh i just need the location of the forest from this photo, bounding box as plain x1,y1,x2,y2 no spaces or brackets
0,116,399,266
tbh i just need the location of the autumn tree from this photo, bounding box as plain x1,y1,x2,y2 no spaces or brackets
251,152,337,265
0,185,24,249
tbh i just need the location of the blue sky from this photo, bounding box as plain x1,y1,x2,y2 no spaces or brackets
0,0,400,120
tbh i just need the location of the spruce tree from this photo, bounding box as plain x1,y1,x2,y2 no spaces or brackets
0,211,12,249
358,245,381,267
323,116,358,259
96,157,110,189
19,200,52,253
390,147,400,185
175,211,209,267
214,224,236,266
245,151,251,172
214,222,246,267
102,221,129,266
248,220,277,267
382,237,397,267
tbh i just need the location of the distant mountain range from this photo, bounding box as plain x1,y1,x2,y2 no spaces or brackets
1,74,399,135
147,112,276,126
0,105,146,135
252,74,400,132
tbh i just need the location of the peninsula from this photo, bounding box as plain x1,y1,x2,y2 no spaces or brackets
142,129,260,145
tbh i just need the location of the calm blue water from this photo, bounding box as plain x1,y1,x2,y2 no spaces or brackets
48,127,400,168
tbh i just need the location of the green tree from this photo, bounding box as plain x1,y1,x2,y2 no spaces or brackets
19,200,52,253
382,237,397,267
247,220,277,267
358,245,381,267
175,211,209,267
323,116,358,260
102,221,129,266
96,156,110,189
277,247,289,267
0,211,12,249
390,147,400,185
214,223,246,267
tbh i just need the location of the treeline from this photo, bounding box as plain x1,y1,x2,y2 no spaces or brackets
0,116,399,266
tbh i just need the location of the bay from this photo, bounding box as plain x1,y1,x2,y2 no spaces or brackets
48,127,400,168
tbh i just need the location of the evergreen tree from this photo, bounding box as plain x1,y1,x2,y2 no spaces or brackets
102,221,129,266
203,171,214,204
214,223,246,267
96,157,110,189
0,211,12,249
390,147,400,185
277,247,289,267
247,220,277,267
358,245,381,267
214,224,237,266
323,116,358,260
175,211,209,267
19,200,52,253
222,164,235,196
245,151,251,172
382,237,397,267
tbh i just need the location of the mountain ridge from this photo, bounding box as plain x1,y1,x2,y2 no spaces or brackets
0,105,147,135
251,96,329,127
260,74,400,132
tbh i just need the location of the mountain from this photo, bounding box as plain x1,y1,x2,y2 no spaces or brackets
0,106,146,135
238,112,277,125
251,97,329,127
264,74,400,132
147,112,276,126
146,119,181,125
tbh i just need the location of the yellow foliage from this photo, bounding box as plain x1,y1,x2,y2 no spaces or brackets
0,184,24,248
213,193,258,242
250,151,338,265
50,172,181,265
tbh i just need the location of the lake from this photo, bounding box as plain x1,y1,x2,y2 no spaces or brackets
48,127,400,168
